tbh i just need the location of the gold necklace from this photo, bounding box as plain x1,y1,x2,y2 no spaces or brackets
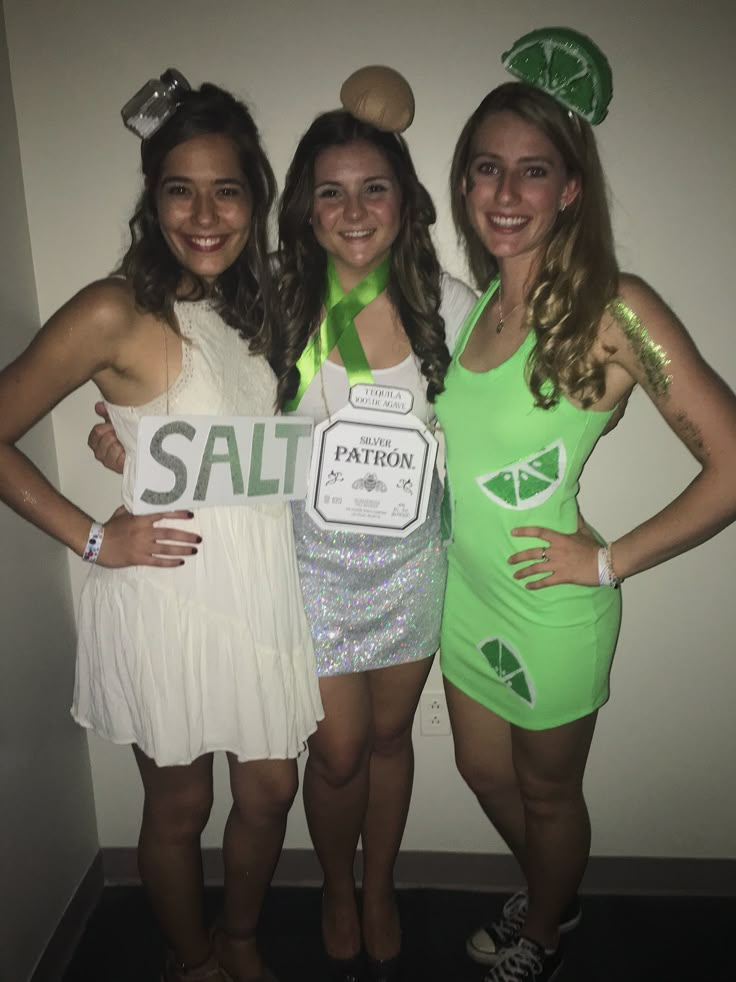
495,282,525,334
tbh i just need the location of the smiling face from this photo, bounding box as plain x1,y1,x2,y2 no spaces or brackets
311,140,402,285
156,132,252,285
463,110,580,273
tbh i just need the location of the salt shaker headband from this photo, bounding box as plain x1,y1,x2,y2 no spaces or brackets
502,27,613,124
340,65,415,133
121,68,191,139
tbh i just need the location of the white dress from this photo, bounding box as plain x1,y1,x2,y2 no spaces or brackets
74,300,323,767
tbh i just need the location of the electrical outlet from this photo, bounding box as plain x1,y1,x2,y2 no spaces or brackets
419,690,451,736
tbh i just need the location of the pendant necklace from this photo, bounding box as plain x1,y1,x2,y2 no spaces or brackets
495,282,524,334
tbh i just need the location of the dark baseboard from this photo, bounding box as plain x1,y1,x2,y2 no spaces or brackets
31,852,104,982
102,847,736,898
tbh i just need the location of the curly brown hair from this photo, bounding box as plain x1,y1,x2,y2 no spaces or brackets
276,110,448,408
120,83,277,356
450,82,619,408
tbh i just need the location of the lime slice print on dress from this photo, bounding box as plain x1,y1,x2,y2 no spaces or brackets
502,27,613,125
477,440,566,510
479,637,535,707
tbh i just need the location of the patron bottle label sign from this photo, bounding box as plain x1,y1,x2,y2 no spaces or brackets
306,387,437,537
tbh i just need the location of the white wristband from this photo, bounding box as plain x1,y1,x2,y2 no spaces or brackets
597,543,620,588
82,522,105,563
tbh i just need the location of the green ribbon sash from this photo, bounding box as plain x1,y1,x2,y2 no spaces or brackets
284,256,390,411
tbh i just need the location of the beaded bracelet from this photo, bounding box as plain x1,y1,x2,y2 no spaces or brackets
597,542,621,588
82,522,105,563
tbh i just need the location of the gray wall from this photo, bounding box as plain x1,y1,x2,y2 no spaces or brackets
0,8,98,981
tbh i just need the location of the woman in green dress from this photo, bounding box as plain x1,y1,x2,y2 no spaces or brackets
436,29,736,982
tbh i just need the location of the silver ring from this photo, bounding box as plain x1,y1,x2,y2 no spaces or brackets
541,549,548,562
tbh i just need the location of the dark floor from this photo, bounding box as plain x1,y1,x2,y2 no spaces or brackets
62,885,732,982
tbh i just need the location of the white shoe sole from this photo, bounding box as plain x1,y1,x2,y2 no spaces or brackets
466,900,582,966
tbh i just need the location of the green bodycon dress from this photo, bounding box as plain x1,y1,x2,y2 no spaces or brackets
436,279,622,729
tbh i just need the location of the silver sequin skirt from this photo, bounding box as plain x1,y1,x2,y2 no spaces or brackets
291,476,447,677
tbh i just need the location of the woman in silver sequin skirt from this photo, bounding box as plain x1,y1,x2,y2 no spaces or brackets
277,109,476,981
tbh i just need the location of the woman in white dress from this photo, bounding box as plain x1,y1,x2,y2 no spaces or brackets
0,81,322,982
88,73,477,982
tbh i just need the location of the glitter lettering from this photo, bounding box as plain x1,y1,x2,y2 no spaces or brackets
246,423,278,496
194,425,244,500
141,420,195,505
274,421,312,494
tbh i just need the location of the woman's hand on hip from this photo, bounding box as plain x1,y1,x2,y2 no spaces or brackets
508,524,600,588
97,506,201,568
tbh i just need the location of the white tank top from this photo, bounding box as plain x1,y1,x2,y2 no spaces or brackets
293,273,476,425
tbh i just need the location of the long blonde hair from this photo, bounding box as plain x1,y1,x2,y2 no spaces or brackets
450,82,619,408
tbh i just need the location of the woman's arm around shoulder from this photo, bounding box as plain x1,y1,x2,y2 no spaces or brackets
0,279,198,566
439,272,478,355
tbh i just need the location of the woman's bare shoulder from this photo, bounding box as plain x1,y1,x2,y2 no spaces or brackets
612,272,689,327
60,277,142,334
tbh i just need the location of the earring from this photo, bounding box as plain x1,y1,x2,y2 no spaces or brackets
559,200,567,213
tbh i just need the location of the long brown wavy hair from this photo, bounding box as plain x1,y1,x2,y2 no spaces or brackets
277,110,448,407
120,83,277,356
450,82,619,408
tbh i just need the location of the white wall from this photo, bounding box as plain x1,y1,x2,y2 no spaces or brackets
3,0,734,863
0,7,98,980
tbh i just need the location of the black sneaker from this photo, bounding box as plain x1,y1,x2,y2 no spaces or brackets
483,937,563,982
466,892,581,965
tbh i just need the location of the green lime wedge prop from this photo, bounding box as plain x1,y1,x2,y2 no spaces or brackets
502,27,613,124
477,439,566,510
479,637,535,706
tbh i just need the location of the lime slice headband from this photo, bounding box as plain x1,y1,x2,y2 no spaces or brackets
502,27,613,125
